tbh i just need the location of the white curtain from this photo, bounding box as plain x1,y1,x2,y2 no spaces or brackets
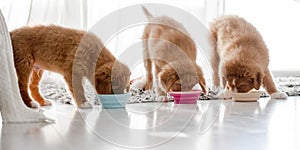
0,0,224,81
0,0,224,37
0,0,32,31
28,0,87,29
0,10,52,123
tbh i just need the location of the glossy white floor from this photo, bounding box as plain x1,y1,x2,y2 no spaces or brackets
1,97,299,150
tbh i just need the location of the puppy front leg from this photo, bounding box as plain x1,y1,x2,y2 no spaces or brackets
263,69,277,94
157,95,168,102
263,69,287,99
154,64,168,101
212,63,221,88
65,73,92,108
155,73,166,98
210,34,221,87
156,86,168,102
14,59,38,108
222,76,227,89
29,70,51,106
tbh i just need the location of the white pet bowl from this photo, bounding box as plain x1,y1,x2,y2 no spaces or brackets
230,90,263,102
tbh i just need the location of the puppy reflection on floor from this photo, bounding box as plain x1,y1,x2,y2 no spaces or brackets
141,6,206,100
209,15,287,99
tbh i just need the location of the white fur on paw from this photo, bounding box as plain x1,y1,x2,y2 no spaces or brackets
216,89,231,99
30,101,39,108
132,77,146,89
270,92,288,99
79,101,93,109
43,100,52,106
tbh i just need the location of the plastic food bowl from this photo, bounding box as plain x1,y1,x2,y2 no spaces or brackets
169,91,202,104
97,93,131,109
230,90,263,102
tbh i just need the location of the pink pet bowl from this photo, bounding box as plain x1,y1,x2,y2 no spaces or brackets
169,91,202,104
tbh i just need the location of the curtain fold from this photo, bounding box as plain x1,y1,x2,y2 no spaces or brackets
0,0,32,31
0,10,51,123
0,0,224,80
28,0,87,29
1,0,224,30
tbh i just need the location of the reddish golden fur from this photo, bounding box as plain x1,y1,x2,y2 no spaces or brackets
142,7,206,97
10,25,130,108
209,15,278,94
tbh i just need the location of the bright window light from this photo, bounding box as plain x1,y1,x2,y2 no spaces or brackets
225,0,300,71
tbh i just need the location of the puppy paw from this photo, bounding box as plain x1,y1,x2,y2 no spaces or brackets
41,100,52,106
216,93,231,99
30,101,39,108
215,88,231,99
270,92,288,99
157,96,168,102
79,101,93,109
131,76,146,89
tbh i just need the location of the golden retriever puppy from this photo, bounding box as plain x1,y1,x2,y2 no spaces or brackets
209,15,287,99
141,6,206,99
10,25,131,108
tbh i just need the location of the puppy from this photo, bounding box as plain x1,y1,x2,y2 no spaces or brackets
141,6,206,98
10,25,131,108
209,15,287,99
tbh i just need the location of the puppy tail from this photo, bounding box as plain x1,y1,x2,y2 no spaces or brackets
141,5,153,20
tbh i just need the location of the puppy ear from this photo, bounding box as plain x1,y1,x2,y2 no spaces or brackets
195,65,206,93
253,72,263,90
95,78,112,94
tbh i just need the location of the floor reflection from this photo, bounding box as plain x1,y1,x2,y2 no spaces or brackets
88,103,202,148
1,97,299,150
1,123,49,150
266,99,300,150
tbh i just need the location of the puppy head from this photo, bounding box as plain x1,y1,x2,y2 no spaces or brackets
158,62,206,93
95,61,131,94
224,63,263,93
